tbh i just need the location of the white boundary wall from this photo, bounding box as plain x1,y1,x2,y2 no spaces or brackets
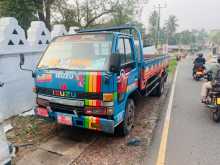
0,17,76,120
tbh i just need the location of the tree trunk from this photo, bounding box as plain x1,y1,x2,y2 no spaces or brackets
45,2,51,30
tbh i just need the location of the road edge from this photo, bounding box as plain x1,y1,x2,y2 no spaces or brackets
156,64,179,165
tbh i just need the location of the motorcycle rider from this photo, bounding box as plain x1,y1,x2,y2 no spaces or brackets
201,56,220,103
193,53,206,75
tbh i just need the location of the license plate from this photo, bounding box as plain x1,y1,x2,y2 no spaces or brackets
57,114,72,126
217,98,220,105
36,107,49,117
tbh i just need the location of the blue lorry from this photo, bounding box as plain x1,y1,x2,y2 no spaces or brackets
20,25,169,136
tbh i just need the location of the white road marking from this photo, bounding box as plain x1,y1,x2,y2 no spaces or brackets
156,64,179,165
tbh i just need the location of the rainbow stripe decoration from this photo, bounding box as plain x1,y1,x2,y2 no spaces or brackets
84,72,102,93
85,99,102,106
84,72,102,106
84,116,100,130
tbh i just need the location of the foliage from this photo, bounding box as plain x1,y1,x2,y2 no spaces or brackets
168,29,208,49
0,0,55,30
165,15,178,37
168,58,177,74
0,0,37,30
0,0,139,31
209,31,220,45
52,0,137,30
32,0,55,30
146,13,179,47
148,10,159,45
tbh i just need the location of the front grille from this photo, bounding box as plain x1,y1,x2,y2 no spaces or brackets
50,102,84,115
37,87,102,100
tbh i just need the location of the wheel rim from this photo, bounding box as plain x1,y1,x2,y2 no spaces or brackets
126,102,134,130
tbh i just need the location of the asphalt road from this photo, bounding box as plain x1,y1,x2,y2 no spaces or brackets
147,56,220,165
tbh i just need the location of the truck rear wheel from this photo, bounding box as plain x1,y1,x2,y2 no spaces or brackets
115,99,135,136
152,79,164,97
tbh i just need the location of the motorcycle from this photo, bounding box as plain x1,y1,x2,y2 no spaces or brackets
193,66,205,81
204,72,220,122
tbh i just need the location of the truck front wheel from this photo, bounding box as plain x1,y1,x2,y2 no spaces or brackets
115,99,135,136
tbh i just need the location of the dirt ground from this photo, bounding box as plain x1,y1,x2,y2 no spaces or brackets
6,82,170,165
6,116,61,162
73,94,169,165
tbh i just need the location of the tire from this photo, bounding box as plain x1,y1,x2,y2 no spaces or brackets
153,79,165,97
212,108,220,123
115,99,135,136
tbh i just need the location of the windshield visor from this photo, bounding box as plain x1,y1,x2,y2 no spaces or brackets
38,34,113,71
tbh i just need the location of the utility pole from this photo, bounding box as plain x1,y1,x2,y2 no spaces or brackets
154,3,166,49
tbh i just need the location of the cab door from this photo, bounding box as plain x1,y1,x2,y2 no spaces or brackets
116,36,138,102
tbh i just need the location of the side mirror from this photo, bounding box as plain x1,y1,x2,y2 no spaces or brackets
109,53,121,73
19,54,25,66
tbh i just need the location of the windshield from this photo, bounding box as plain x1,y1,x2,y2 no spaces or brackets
38,34,113,71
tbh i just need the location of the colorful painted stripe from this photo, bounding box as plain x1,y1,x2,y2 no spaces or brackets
84,99,103,106
84,72,102,93
83,116,101,130
127,81,138,92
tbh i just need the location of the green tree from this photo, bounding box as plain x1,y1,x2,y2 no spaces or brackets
0,0,56,30
32,0,55,30
148,10,159,45
109,0,135,26
52,0,136,29
209,31,220,45
165,15,178,44
0,0,37,30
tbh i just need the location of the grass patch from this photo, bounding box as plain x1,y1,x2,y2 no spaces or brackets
168,58,177,74
6,116,60,145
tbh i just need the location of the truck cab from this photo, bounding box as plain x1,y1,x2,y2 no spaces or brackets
20,25,169,136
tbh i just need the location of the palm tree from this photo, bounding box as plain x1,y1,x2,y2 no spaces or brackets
148,10,159,45
165,15,178,43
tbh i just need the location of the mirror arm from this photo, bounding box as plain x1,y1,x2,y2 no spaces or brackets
19,64,36,78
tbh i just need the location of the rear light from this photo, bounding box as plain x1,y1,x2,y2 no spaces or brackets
36,98,49,107
85,107,107,116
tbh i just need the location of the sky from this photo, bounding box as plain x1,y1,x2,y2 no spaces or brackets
141,0,220,32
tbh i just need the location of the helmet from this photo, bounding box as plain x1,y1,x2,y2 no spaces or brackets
217,56,220,63
198,53,203,57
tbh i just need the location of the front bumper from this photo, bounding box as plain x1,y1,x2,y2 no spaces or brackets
34,107,115,134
